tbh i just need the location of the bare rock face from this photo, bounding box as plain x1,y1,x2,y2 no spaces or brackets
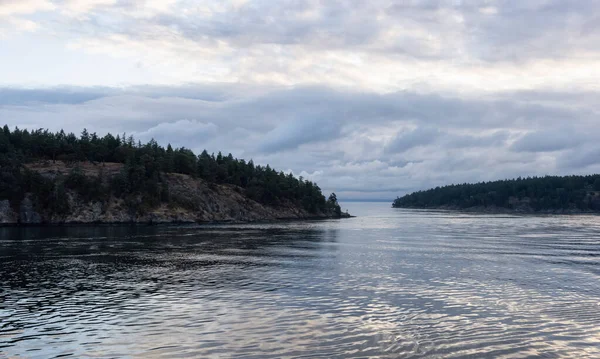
57,194,106,223
19,196,42,224
3,172,345,225
0,200,16,223
2,163,350,225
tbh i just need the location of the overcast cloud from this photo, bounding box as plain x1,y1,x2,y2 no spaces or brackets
1,0,600,200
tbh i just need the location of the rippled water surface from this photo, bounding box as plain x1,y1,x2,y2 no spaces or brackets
2,203,600,358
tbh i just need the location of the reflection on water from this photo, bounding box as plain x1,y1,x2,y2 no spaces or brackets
1,203,600,358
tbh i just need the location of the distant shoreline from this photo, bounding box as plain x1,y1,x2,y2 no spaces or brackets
392,174,600,215
392,205,600,215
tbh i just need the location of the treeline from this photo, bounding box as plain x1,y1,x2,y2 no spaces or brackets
393,175,600,212
0,126,341,215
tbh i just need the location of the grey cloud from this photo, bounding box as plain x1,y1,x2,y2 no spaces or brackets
5,84,579,137
155,1,380,49
385,0,600,61
1,84,599,200
0,87,115,105
557,146,600,170
466,0,600,62
444,131,509,149
385,127,440,153
136,120,218,148
386,128,508,154
511,129,587,153
258,117,342,153
6,0,600,71
0,84,593,135
129,83,274,102
94,0,600,63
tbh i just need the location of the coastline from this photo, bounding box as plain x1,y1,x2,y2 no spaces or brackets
392,205,600,215
0,213,355,227
0,161,352,226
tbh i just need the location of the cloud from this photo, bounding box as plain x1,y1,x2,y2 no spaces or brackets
0,0,52,36
143,0,600,64
0,87,114,105
1,84,598,200
511,128,587,153
0,0,54,16
2,1,600,200
556,148,600,174
62,0,117,16
443,131,509,149
0,16,39,36
258,117,341,153
4,1,600,93
385,127,440,153
135,119,218,148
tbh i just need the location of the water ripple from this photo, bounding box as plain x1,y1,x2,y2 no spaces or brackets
1,204,600,358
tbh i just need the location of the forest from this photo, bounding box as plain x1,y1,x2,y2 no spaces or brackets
393,175,600,212
0,126,342,217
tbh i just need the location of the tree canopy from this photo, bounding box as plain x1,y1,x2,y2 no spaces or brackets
0,126,339,216
393,175,600,212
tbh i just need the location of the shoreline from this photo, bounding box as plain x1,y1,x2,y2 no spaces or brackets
392,205,600,216
0,214,356,227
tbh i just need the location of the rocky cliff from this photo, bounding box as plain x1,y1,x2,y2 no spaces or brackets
0,162,350,225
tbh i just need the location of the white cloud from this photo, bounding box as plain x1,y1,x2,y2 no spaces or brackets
62,0,117,16
0,0,54,16
0,0,52,37
1,16,39,34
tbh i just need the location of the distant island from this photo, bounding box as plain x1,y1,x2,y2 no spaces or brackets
0,126,349,225
393,175,600,214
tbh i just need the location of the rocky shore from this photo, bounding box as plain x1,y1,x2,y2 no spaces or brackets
0,162,352,225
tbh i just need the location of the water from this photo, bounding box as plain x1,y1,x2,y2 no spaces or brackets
1,202,600,358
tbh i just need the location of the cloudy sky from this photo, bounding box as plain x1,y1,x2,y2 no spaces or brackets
1,0,600,201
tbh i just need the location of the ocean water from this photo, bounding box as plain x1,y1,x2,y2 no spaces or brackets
1,202,600,358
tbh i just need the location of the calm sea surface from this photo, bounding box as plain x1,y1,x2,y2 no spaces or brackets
1,203,600,358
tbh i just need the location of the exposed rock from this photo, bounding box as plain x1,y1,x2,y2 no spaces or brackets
0,200,16,223
19,196,42,224
5,164,351,225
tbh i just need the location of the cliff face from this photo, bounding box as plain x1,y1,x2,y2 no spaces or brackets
0,162,349,225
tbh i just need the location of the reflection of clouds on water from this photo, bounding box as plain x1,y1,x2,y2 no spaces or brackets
1,204,600,357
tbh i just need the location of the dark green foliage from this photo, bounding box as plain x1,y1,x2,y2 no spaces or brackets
327,192,342,217
0,152,24,204
20,170,70,216
0,125,331,215
393,175,600,212
64,166,108,203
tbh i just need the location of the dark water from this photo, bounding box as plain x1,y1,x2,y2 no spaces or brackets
1,203,600,358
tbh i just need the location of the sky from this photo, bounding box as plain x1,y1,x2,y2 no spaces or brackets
1,0,600,201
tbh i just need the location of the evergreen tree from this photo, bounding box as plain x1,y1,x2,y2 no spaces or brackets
0,125,339,215
393,175,600,212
